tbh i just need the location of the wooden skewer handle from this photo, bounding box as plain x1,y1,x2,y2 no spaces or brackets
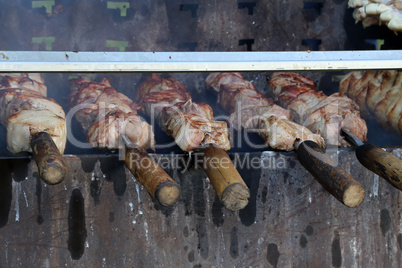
31,132,66,185
297,141,365,208
202,144,250,211
355,144,402,191
124,146,180,206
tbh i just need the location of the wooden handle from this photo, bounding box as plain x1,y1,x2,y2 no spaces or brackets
202,144,250,211
297,141,365,208
124,146,180,206
31,132,66,185
355,144,402,191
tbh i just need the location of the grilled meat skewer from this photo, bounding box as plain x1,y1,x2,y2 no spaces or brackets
207,72,365,208
69,77,179,206
349,0,402,33
0,73,66,185
136,74,250,211
268,72,368,147
339,70,402,136
137,74,231,152
207,72,325,150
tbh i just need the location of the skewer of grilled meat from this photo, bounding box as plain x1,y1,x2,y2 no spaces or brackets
207,72,365,208
69,77,179,206
268,72,368,147
269,72,401,191
0,73,66,185
339,70,402,136
349,0,402,33
136,74,250,211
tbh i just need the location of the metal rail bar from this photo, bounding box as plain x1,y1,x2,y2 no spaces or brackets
0,50,401,72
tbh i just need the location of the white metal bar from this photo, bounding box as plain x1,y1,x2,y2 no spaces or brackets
0,50,401,72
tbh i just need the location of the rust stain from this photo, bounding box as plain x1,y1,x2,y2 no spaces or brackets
65,53,69,60
0,52,9,60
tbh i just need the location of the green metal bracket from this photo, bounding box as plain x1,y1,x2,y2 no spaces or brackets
32,0,55,14
107,2,130,16
106,40,129,51
32,37,55,50
376,39,385,50
68,75,93,81
365,39,385,50
331,75,344,82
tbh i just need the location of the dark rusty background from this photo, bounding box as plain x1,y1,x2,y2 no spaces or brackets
0,0,401,267
0,149,401,267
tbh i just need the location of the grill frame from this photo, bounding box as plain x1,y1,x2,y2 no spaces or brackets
1,50,401,72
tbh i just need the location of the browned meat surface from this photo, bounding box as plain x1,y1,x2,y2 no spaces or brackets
349,0,402,33
137,74,231,152
340,70,402,136
206,72,324,151
69,78,155,150
0,73,47,96
0,73,66,154
269,72,368,146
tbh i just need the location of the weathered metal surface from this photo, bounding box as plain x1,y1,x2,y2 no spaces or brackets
2,50,402,72
0,0,401,267
0,149,400,267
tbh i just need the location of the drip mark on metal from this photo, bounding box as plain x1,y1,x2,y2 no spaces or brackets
373,174,379,198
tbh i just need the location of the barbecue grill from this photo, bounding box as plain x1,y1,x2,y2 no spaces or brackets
0,1,401,267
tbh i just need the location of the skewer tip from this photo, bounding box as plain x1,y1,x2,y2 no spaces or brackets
343,183,365,208
155,182,181,206
31,132,66,185
221,183,250,211
40,159,67,185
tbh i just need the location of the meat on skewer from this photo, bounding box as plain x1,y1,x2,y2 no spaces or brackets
137,74,231,152
268,72,368,147
0,73,66,185
349,0,402,33
207,72,365,208
69,78,155,150
69,77,180,206
268,72,401,191
136,74,250,211
206,72,325,151
339,70,402,136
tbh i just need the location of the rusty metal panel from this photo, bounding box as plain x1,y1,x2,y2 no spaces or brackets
0,150,400,267
0,0,401,267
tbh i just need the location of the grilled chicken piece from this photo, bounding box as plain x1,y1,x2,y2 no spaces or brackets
0,73,66,154
268,72,368,146
69,78,155,150
206,72,324,151
137,74,231,152
340,70,402,136
0,73,47,96
348,0,402,33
